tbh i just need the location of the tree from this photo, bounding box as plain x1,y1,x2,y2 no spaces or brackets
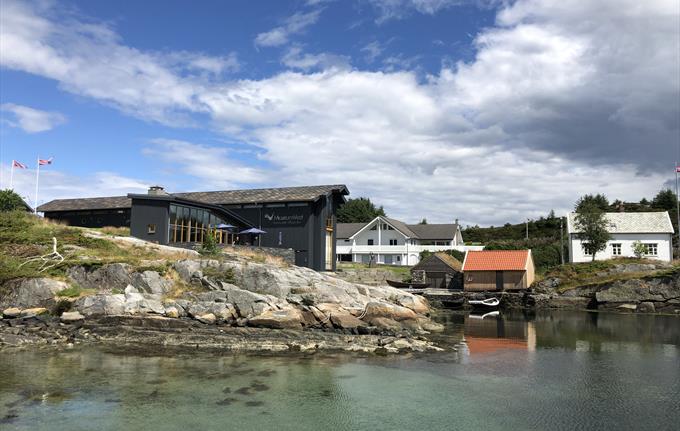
336,197,386,223
632,241,647,259
651,189,676,211
0,189,27,212
419,218,427,225
639,198,650,206
574,199,611,261
575,193,609,212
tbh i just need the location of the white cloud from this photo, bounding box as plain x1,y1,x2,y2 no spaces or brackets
1,0,677,225
360,41,384,63
0,164,149,208
281,46,351,71
367,0,467,23
1,103,66,133
254,10,322,48
142,139,266,190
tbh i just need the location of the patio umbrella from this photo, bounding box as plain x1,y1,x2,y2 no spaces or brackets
215,223,235,230
239,227,266,234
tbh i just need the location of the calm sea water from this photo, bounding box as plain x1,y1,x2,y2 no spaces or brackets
1,311,678,431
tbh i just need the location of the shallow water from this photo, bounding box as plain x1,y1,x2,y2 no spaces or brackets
1,310,679,430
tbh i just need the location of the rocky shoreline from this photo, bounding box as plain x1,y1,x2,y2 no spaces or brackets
1,257,447,354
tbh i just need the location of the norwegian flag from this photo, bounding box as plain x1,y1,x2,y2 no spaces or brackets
12,160,27,169
676,165,680,173
38,158,53,166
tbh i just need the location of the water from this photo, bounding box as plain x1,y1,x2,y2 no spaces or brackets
1,311,679,431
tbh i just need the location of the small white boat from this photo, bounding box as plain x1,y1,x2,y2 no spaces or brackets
467,297,500,308
468,310,500,319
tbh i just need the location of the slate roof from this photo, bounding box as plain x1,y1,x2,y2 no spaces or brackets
463,250,531,271
337,217,460,240
37,185,348,212
566,212,674,234
412,253,463,272
407,223,459,240
336,223,366,239
38,196,131,212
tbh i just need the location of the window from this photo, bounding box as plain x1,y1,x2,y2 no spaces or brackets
611,243,622,255
147,224,156,234
344,239,350,242
367,239,374,245
582,243,592,256
389,239,398,246
370,225,377,230
396,255,401,262
644,243,658,256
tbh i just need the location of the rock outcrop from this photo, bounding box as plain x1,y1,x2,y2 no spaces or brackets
0,278,69,311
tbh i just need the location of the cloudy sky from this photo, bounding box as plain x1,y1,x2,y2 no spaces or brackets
1,0,678,226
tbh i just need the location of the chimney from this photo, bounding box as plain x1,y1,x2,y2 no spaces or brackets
148,185,168,196
455,218,459,225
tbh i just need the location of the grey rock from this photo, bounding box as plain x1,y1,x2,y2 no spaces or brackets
0,278,69,310
637,302,656,313
67,263,132,291
131,271,172,295
195,291,227,303
222,285,277,318
330,313,367,330
74,294,126,316
60,311,84,322
173,260,203,283
248,307,303,329
196,313,216,324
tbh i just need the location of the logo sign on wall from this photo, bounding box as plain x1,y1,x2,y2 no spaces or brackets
263,210,307,226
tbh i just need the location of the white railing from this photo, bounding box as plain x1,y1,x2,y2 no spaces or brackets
336,244,484,254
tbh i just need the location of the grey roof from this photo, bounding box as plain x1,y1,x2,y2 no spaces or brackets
342,216,459,240
567,212,674,234
38,185,348,212
38,196,131,212
336,223,366,239
407,223,459,240
175,184,348,205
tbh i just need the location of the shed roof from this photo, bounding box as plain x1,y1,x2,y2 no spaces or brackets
412,252,463,272
566,211,674,234
463,250,530,271
38,185,348,212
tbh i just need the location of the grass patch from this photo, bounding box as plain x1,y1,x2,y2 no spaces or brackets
0,211,184,285
94,226,130,237
539,257,680,292
57,284,96,298
202,266,236,284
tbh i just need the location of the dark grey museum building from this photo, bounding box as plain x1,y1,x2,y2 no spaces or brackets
38,185,349,271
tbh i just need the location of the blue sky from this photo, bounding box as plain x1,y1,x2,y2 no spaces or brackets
1,0,678,225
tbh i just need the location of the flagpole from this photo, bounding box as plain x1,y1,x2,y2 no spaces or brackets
34,157,40,214
10,161,14,190
675,162,680,256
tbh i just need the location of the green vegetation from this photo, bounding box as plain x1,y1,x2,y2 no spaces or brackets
201,266,236,284
0,189,27,212
95,226,130,236
337,197,386,223
419,249,465,263
574,201,611,261
0,211,185,284
336,262,411,278
57,284,96,298
199,229,220,255
542,258,680,293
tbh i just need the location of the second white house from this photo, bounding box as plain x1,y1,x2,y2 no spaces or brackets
336,216,483,266
567,211,674,262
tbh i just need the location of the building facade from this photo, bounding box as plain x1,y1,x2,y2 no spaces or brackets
336,216,483,266
566,212,674,263
462,250,535,291
38,184,349,271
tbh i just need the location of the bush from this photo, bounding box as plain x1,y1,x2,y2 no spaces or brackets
0,189,27,212
199,229,219,255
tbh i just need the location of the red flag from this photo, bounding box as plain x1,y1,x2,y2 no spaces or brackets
38,158,53,166
676,166,680,173
12,160,27,169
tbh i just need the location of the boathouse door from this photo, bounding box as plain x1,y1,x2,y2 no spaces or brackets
495,271,504,291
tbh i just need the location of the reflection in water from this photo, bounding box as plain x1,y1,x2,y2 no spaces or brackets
1,311,679,431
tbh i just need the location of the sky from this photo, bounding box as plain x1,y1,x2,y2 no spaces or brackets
0,0,678,226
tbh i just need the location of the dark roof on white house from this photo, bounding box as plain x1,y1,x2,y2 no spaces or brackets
336,223,365,239
38,185,348,213
336,217,460,240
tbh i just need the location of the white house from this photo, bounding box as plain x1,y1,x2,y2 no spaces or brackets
567,211,674,263
336,216,484,266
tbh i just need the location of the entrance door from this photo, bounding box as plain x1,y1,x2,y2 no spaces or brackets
325,231,333,270
495,271,504,291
